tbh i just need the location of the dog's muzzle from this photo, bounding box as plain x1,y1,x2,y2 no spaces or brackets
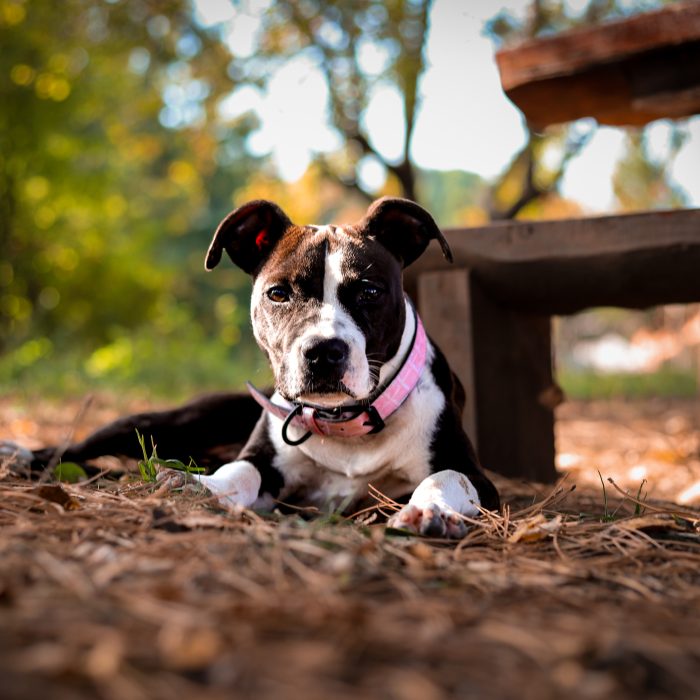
248,302,427,445
300,337,350,390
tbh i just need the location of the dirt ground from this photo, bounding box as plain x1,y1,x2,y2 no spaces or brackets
1,394,699,700
556,398,700,505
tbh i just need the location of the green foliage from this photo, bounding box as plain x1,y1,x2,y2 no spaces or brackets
416,170,486,226
0,0,271,397
53,462,88,484
559,367,697,400
593,471,648,522
0,315,272,399
597,470,615,522
613,131,688,211
136,428,205,483
634,479,648,517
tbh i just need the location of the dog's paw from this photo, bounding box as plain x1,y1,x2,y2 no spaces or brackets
196,460,261,509
387,502,469,539
0,441,35,470
156,461,261,510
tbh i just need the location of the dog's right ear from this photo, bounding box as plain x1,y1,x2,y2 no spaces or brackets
205,200,292,274
358,197,453,268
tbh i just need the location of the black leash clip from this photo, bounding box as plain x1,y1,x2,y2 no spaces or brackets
281,405,312,446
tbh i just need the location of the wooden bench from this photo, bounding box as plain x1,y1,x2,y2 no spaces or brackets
495,1,700,127
405,208,700,482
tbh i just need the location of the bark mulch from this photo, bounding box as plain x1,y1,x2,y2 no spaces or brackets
1,456,698,700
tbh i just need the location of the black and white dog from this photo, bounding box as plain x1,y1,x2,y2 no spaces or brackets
3,198,499,537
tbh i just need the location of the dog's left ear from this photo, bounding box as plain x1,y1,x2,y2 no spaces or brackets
359,197,453,268
205,199,292,274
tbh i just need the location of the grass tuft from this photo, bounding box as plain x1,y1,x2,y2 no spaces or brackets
135,429,204,483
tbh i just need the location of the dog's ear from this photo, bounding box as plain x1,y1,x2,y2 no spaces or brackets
359,197,452,268
205,200,293,274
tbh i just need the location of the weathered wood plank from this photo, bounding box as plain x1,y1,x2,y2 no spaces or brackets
407,209,700,315
469,286,557,483
497,2,700,90
495,2,700,126
442,209,700,261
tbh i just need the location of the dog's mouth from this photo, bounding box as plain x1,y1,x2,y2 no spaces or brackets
286,380,362,408
296,392,355,408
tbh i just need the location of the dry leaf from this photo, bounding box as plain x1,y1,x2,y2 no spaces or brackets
32,484,80,510
508,514,563,543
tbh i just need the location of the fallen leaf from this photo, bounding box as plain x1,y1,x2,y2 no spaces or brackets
508,514,562,543
32,484,80,510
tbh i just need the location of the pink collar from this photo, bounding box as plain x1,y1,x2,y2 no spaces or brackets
247,304,428,445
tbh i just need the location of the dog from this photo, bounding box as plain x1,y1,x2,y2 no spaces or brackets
2,198,499,537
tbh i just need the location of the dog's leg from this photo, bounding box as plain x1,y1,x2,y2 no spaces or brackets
386,344,498,540
158,459,263,509
387,470,481,538
157,412,282,510
1,393,261,474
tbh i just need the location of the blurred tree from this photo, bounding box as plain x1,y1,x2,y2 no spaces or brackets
2,0,692,399
232,0,685,222
415,169,488,226
613,129,689,211
0,0,255,360
486,123,595,220
236,0,431,203
485,0,686,220
485,0,599,220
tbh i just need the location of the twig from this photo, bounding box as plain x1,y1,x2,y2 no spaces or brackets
40,395,95,482
606,478,699,522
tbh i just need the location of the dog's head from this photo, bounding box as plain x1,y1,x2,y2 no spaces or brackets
205,198,452,406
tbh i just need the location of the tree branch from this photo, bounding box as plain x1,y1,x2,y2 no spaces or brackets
314,155,375,204
490,124,595,220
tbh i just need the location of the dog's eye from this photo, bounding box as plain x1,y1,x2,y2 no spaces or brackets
357,282,383,305
266,286,290,303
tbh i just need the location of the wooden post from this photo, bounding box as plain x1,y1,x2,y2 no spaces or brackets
408,209,700,482
418,269,558,483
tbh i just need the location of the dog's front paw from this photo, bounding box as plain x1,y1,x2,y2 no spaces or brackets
194,460,261,510
388,503,469,539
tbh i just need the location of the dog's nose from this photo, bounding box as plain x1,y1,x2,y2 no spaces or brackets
303,338,350,370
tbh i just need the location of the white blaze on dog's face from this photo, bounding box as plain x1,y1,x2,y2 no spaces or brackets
250,225,406,405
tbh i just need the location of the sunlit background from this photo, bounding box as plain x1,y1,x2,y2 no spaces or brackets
1,0,698,400
199,0,700,208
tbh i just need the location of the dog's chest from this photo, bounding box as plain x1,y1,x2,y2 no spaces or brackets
268,357,446,506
